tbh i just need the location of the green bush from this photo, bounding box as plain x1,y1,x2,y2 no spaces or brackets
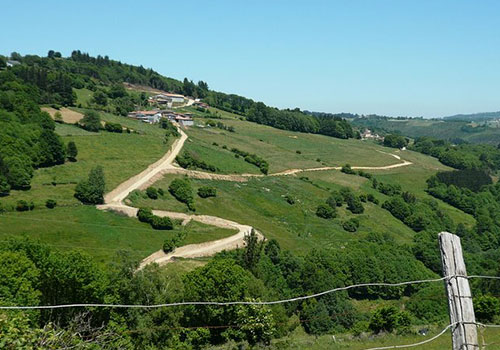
198,186,217,198
341,164,356,175
66,141,78,161
284,194,295,205
146,187,159,199
16,200,34,212
163,236,178,253
474,295,500,322
104,122,123,133
326,191,343,207
45,199,57,209
369,306,411,334
346,193,364,214
316,204,336,219
151,216,174,230
137,207,154,223
169,178,195,210
342,218,360,232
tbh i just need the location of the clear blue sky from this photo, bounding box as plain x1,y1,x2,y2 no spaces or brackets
1,0,499,117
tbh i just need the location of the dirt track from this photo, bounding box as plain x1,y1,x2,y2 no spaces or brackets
98,126,412,267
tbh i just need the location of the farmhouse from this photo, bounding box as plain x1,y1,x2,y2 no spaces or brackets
6,60,21,67
361,129,384,141
148,93,186,106
128,110,162,124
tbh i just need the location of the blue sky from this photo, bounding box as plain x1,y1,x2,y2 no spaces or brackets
1,0,499,117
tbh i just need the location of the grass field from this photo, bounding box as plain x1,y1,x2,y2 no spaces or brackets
0,206,235,264
183,117,406,174
74,88,94,106
2,115,169,210
128,173,418,252
248,326,500,350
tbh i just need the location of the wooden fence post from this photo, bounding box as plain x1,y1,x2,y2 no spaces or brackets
439,232,478,350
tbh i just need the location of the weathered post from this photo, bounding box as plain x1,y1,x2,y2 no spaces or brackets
439,232,478,350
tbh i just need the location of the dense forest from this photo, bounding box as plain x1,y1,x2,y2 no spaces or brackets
0,70,67,193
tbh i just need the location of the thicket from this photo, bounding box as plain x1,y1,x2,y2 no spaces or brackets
230,148,269,174
197,186,217,198
168,178,195,210
0,71,67,192
136,207,173,230
104,122,123,133
175,151,217,172
412,136,500,171
79,110,101,132
383,134,408,149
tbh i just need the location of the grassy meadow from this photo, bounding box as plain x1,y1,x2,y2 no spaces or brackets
0,206,235,264
183,115,405,174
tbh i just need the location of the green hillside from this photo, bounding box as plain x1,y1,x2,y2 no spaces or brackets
1,51,499,350
351,116,500,144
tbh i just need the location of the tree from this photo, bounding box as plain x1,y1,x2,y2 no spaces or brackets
54,111,63,123
47,50,55,58
38,129,66,167
0,251,40,306
92,90,108,106
316,203,336,218
146,186,159,199
0,56,6,68
0,176,10,196
244,229,263,270
346,194,364,214
384,134,408,149
66,141,78,161
74,166,105,204
80,110,101,132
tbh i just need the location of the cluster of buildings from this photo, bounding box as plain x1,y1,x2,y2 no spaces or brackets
360,129,384,141
127,109,194,126
148,93,186,107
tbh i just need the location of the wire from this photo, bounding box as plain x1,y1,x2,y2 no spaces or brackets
0,276,450,310
362,322,455,350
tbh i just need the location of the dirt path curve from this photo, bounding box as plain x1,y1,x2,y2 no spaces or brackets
98,126,412,267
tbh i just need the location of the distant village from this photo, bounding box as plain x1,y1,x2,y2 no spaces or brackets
127,92,209,126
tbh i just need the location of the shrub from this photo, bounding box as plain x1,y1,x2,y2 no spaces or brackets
359,194,367,202
151,216,174,230
146,187,159,200
326,191,343,207
198,186,217,198
284,194,295,205
296,150,301,154
158,188,164,196
341,164,356,175
175,151,217,172
104,122,123,133
367,194,379,205
169,178,195,209
357,170,372,179
369,306,411,334
316,204,336,219
474,295,500,322
343,218,360,232
137,207,154,223
16,200,34,212
346,194,364,214
163,236,179,253
45,199,57,209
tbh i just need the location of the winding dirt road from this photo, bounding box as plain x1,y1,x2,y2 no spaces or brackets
98,127,412,267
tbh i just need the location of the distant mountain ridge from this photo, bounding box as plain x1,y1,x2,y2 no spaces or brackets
443,111,500,121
